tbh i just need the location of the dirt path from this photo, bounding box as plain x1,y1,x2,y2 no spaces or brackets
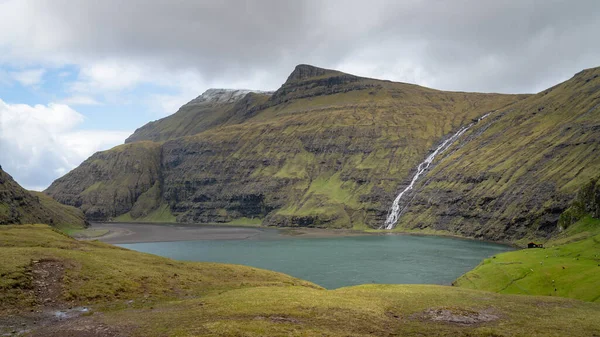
0,259,127,337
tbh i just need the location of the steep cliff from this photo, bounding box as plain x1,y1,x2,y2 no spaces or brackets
47,65,525,231
0,166,86,228
394,67,600,241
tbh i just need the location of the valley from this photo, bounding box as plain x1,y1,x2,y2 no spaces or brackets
1,64,599,336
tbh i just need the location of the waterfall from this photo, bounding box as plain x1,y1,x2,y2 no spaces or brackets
383,112,493,230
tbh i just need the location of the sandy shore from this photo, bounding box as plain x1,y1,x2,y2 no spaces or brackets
79,222,373,244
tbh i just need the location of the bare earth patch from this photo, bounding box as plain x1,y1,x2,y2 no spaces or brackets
27,315,126,337
417,307,499,326
0,259,129,337
32,259,65,307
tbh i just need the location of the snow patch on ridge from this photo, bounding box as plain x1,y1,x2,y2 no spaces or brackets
189,89,273,105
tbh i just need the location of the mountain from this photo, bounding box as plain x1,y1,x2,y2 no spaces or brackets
0,166,86,228
394,67,600,241
46,65,525,231
125,88,274,143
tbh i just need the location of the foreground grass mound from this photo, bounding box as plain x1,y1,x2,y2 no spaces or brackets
0,224,318,310
455,217,600,302
1,225,600,336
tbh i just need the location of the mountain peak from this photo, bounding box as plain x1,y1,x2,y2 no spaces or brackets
189,88,273,105
285,64,343,83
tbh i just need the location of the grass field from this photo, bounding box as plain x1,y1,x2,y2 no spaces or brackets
455,217,600,302
1,224,600,336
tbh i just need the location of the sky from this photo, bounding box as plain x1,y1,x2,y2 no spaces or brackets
0,0,599,190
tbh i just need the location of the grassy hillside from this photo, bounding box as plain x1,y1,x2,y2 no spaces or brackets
0,167,86,229
396,67,600,241
47,64,525,233
455,216,600,302
46,141,164,221
2,224,600,336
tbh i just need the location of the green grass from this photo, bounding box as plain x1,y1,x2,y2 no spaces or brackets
2,224,600,336
455,217,600,302
0,224,317,309
62,228,110,238
114,204,176,223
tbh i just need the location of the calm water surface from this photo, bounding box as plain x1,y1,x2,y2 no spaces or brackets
118,232,511,289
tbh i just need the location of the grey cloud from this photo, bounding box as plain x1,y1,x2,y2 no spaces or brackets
6,0,600,92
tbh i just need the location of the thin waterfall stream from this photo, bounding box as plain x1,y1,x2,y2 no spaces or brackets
383,112,493,229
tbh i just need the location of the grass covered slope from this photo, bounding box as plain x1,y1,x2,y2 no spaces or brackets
1,225,600,336
0,224,318,310
47,64,525,230
455,216,600,302
125,89,272,144
397,67,600,241
0,167,86,229
46,141,164,221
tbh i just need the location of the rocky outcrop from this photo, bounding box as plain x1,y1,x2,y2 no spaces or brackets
0,166,86,227
559,175,600,228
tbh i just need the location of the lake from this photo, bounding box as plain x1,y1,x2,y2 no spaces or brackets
114,225,511,289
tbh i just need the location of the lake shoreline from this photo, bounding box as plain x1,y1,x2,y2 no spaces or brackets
75,222,377,244
72,221,516,248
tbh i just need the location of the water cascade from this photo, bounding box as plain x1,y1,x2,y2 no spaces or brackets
383,112,493,229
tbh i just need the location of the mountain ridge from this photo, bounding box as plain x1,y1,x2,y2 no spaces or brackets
46,64,528,238
43,63,600,242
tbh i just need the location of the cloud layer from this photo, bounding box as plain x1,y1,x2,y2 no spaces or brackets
2,0,599,94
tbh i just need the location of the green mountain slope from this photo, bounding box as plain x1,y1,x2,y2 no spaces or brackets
46,65,524,230
2,225,600,336
395,67,600,241
125,89,273,143
46,141,163,221
0,167,86,229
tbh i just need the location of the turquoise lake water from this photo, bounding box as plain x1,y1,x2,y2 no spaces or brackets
118,233,511,289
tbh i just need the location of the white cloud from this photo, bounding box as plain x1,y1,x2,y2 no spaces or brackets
0,99,130,190
72,61,144,92
59,95,101,105
10,68,46,86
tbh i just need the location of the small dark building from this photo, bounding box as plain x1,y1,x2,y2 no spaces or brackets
528,242,543,248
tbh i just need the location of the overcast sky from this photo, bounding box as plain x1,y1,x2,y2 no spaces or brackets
1,0,599,190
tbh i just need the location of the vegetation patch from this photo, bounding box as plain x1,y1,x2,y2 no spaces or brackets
1,225,600,336
455,217,600,302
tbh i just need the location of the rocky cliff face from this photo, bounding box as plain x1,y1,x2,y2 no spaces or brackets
0,166,86,228
47,65,526,236
395,67,600,241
